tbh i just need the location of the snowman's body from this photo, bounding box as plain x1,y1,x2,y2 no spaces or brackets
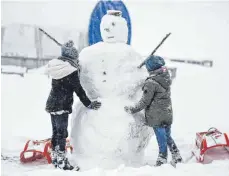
70,11,152,169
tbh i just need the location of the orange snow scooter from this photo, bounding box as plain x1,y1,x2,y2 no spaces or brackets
20,138,73,164
192,127,229,164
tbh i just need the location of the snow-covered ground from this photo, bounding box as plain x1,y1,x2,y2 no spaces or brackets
1,62,229,175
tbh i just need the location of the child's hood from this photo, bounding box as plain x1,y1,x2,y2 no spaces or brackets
44,58,77,80
147,67,172,90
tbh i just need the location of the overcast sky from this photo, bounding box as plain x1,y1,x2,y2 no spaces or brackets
2,1,229,63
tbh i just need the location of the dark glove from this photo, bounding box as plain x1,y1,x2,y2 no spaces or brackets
88,101,101,110
124,106,134,114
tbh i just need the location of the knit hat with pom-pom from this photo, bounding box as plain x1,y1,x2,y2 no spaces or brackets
61,40,79,60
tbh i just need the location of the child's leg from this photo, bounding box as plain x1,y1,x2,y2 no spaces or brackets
50,114,61,167
165,125,178,153
153,127,168,166
54,113,75,170
153,127,168,156
55,113,69,152
165,125,182,163
51,114,58,150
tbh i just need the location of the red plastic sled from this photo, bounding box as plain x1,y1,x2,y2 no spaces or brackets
20,138,73,164
192,127,229,164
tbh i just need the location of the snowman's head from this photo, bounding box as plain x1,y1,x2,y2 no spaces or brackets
100,10,128,43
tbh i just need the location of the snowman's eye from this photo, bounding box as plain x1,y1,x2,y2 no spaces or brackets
111,22,115,26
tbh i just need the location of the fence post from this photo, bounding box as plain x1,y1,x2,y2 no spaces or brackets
34,27,43,68
1,26,5,53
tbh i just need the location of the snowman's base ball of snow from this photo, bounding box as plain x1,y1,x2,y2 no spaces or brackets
70,98,152,169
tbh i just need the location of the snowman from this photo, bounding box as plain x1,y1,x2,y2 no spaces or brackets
70,10,152,169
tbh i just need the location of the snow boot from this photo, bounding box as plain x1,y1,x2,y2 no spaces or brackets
154,153,167,167
50,150,58,168
171,150,183,164
56,151,79,171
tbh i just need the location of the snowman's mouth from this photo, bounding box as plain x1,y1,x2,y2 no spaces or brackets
107,36,114,39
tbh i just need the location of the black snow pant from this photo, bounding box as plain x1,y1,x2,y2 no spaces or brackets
50,113,69,152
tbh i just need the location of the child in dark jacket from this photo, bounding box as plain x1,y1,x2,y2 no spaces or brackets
124,55,182,166
45,40,101,170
